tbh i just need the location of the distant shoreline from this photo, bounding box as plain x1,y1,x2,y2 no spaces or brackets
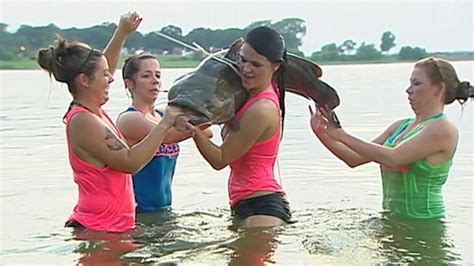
0,57,201,70
1,56,472,70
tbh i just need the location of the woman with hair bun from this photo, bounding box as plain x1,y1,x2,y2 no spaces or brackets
310,57,472,219
37,12,182,232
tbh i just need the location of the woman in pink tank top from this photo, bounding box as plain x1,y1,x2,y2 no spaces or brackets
186,27,292,228
36,13,183,233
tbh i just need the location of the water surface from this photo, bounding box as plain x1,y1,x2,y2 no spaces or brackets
1,62,473,264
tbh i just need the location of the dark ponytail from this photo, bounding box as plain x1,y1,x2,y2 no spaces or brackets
276,51,287,129
245,26,287,130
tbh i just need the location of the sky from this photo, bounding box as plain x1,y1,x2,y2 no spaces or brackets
0,0,472,55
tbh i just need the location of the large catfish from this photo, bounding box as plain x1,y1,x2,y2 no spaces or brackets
167,38,340,127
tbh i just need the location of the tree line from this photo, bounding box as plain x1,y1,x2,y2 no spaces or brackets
0,18,430,62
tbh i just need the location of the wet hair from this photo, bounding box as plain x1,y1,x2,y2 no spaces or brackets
245,26,287,124
37,35,103,94
415,57,472,105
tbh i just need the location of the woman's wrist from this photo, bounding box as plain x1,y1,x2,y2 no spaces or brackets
332,128,346,142
114,29,129,41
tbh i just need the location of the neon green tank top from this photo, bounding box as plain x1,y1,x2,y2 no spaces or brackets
382,113,453,219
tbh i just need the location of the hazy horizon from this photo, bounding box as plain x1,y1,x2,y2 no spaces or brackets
1,0,472,54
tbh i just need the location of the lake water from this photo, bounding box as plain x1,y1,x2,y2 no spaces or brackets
1,61,473,265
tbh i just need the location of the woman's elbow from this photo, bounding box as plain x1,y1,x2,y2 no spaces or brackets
211,164,226,171
376,157,403,169
346,161,359,168
209,161,227,171
385,152,405,168
109,164,135,174
344,158,369,168
119,164,139,174
120,161,147,174
346,160,367,168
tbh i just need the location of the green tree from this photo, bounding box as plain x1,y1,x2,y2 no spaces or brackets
184,27,216,51
211,28,245,49
142,31,168,54
161,25,183,37
158,25,186,53
0,23,8,32
310,43,340,61
398,46,428,60
62,23,116,50
125,31,145,53
244,18,306,54
272,18,306,54
380,31,396,53
0,23,28,59
356,42,382,60
15,24,62,56
244,20,272,32
339,39,357,55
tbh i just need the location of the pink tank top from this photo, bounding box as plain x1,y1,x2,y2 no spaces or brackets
65,106,135,232
228,88,284,207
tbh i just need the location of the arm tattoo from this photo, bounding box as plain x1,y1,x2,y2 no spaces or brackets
105,127,126,151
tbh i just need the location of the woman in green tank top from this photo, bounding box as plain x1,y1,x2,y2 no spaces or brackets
310,57,472,219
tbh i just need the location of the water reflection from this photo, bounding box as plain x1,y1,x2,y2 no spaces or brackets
13,207,464,265
228,228,280,266
374,213,460,264
2,63,472,264
122,209,234,264
103,210,283,265
69,228,142,266
296,208,461,264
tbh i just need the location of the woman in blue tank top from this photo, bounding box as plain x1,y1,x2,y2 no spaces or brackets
310,57,472,219
117,54,212,213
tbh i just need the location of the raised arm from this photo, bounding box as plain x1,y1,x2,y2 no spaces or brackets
103,11,142,76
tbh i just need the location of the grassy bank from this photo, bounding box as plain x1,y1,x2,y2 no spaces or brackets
0,56,201,70
1,58,41,69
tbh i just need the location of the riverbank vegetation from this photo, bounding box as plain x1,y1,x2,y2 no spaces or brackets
0,19,472,69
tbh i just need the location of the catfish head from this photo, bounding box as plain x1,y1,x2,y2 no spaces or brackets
168,38,341,128
167,39,247,126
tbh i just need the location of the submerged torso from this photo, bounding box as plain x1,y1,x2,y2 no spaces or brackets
381,113,453,219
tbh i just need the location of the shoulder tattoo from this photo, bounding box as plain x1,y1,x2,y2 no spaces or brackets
105,127,126,151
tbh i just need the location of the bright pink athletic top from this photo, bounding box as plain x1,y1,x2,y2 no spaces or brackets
228,87,284,208
64,106,135,232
